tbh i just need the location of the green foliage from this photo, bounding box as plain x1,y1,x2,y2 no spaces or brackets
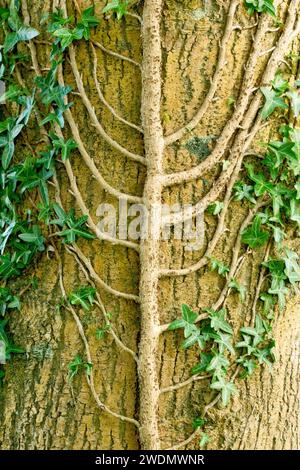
229,278,247,302
68,354,92,381
51,204,95,243
237,315,275,375
260,74,300,120
102,1,130,20
242,216,269,249
0,319,24,356
0,3,94,381
260,87,287,120
0,288,20,316
193,417,206,429
2,1,39,53
68,286,96,311
210,258,229,277
234,181,256,204
199,433,210,448
210,377,237,406
49,6,99,51
244,0,276,17
207,201,224,215
49,133,77,161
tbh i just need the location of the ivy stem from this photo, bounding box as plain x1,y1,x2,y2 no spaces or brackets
138,0,164,450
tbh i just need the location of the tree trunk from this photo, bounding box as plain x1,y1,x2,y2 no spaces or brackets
0,0,299,450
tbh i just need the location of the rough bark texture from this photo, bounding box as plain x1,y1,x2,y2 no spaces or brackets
0,0,300,450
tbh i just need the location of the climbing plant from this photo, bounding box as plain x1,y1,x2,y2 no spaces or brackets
1,0,300,451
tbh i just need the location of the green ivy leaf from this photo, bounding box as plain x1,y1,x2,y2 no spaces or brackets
210,377,237,407
193,417,206,429
199,433,210,448
246,163,275,196
68,354,93,381
290,199,300,227
271,74,289,94
242,216,269,249
68,286,96,311
207,308,233,335
102,0,130,20
181,304,198,324
191,352,213,375
206,352,230,377
287,90,300,118
245,0,276,16
207,201,224,215
260,87,287,120
78,6,100,40
234,181,256,204
283,249,300,286
210,258,229,277
2,140,15,169
4,26,39,53
229,278,247,302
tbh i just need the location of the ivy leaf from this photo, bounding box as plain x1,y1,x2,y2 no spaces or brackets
295,181,300,200
271,74,289,94
2,140,15,170
17,26,39,42
267,141,295,167
245,0,276,16
236,334,256,355
242,216,269,249
96,324,111,340
206,352,230,377
254,342,275,370
260,87,287,120
18,226,45,252
191,352,213,375
169,305,206,349
268,279,289,312
215,332,235,355
271,225,285,245
287,90,300,118
199,433,210,448
240,316,265,348
229,278,247,301
181,330,206,350
182,303,198,324
237,358,257,378
290,129,300,160
290,199,300,227
78,6,100,40
260,292,276,319
0,84,22,104
68,354,93,381
210,378,237,407
68,286,96,311
207,201,224,215
234,181,256,204
50,133,77,161
102,0,130,20
4,26,39,53
207,308,233,335
52,27,83,49
245,163,275,196
52,206,95,243
193,417,206,429
283,249,300,286
210,258,229,277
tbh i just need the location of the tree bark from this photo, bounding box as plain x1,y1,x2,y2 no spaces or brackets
0,0,299,450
